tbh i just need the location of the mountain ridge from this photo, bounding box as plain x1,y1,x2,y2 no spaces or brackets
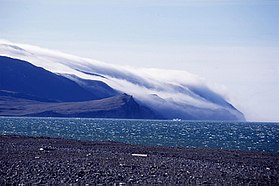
0,56,117,102
0,40,246,121
0,56,160,119
0,94,159,119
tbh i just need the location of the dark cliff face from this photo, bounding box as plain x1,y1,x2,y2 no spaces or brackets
113,94,161,119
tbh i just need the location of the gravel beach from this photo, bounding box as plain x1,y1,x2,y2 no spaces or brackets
1,135,279,185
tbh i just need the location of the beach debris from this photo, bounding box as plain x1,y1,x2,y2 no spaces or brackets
131,153,148,157
39,146,56,152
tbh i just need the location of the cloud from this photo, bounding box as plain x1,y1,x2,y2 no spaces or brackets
0,39,245,120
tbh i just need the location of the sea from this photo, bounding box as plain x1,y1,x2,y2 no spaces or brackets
0,117,278,153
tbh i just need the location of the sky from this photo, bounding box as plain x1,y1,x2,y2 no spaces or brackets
0,0,278,121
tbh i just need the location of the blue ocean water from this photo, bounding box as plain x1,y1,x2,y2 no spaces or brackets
0,117,278,152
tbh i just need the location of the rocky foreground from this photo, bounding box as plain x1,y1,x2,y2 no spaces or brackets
0,135,279,185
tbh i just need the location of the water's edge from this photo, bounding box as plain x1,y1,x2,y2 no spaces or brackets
1,117,278,152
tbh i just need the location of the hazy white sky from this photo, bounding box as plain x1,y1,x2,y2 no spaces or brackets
0,0,278,121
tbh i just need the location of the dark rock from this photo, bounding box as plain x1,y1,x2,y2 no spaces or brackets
1,135,278,185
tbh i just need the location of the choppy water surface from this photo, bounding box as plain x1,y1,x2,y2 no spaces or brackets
0,117,278,152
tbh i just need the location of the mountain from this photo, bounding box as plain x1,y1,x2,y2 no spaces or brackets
0,56,117,102
0,40,245,120
0,94,159,119
0,56,159,119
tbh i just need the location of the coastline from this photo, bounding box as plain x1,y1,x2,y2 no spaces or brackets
1,135,279,185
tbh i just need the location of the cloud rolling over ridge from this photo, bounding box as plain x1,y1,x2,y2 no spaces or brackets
0,40,245,120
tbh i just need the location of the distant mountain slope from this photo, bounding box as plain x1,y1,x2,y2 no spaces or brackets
0,94,160,119
0,56,159,119
0,40,246,121
0,56,117,102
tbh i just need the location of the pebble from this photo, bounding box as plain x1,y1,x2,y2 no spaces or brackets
1,135,279,185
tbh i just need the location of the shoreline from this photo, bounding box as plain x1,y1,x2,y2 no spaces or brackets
1,134,279,184
1,132,278,154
